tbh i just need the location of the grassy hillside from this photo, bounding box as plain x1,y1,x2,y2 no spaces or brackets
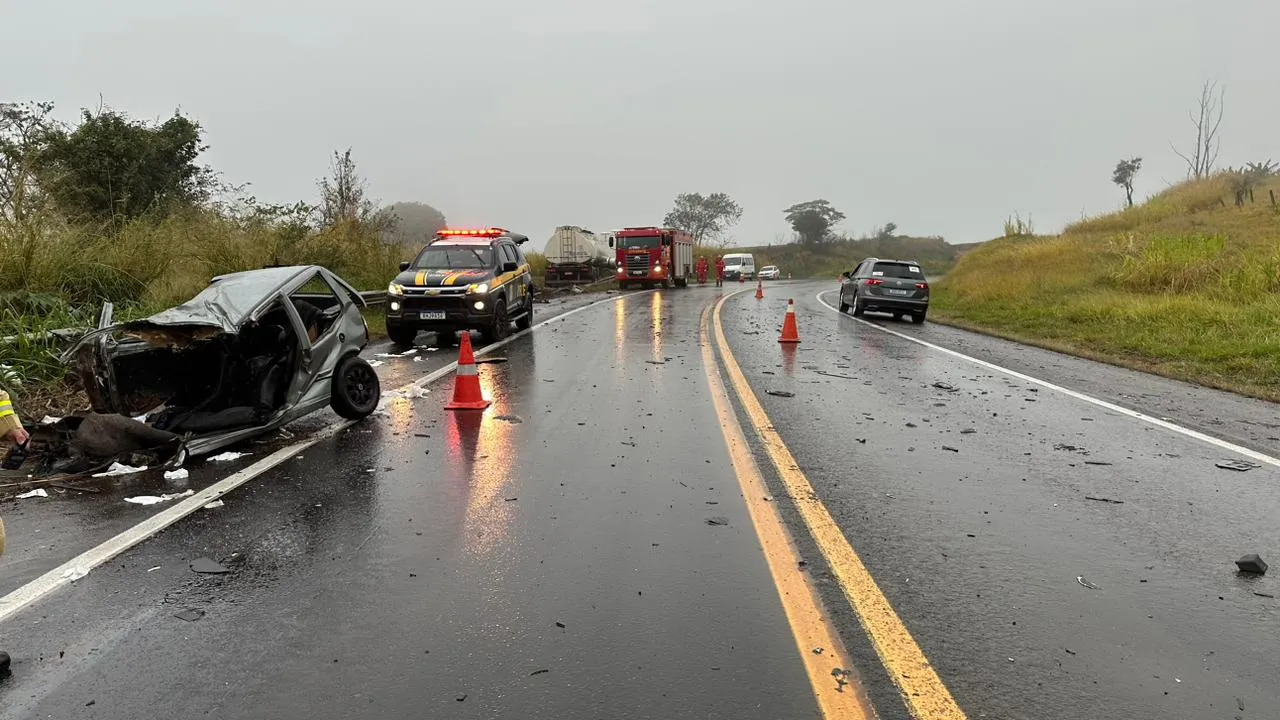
715,235,963,280
932,173,1280,400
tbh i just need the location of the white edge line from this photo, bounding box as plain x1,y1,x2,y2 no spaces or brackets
811,289,1280,469
0,290,647,623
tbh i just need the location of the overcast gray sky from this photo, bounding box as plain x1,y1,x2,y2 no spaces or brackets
5,0,1277,248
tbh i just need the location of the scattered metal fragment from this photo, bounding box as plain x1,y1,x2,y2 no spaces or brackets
1083,461,1113,466
555,622,566,629
766,390,795,398
960,429,977,435
705,517,730,526
494,415,523,424
932,382,958,392
504,497,518,502
1254,592,1275,599
473,357,508,364
645,360,665,365
1235,554,1268,575
815,371,857,380
1084,496,1124,504
942,446,959,453
1217,459,1260,472
1076,576,1100,590
530,669,549,676
812,647,824,655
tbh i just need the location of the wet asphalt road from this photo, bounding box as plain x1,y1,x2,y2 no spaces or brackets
722,285,1280,720
3,280,1279,719
0,287,816,719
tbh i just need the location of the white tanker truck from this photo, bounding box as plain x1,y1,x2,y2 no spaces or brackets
542,226,616,287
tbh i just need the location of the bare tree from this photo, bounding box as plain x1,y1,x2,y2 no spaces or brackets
1171,81,1224,180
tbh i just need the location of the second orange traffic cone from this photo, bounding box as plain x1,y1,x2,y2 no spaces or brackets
755,279,764,300
445,332,491,410
778,299,800,344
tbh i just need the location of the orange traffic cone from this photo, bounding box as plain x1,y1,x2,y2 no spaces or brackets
445,332,491,410
755,279,764,300
778,299,800,344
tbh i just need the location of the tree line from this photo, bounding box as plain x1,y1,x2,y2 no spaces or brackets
662,193,853,248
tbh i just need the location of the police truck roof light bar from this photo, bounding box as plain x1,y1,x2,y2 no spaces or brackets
437,228,507,238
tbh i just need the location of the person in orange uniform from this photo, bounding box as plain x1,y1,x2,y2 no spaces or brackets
714,256,726,287
695,256,708,285
0,387,28,674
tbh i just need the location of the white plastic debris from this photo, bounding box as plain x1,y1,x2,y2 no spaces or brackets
375,348,418,359
125,489,194,505
40,415,62,425
62,567,90,582
382,387,429,400
368,359,385,367
164,468,190,481
132,414,149,423
92,462,148,477
16,488,49,499
413,356,424,362
209,452,249,462
203,500,225,509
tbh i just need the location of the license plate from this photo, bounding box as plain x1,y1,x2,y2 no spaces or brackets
886,289,910,296
419,311,446,320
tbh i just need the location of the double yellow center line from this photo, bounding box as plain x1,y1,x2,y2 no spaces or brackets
703,292,967,720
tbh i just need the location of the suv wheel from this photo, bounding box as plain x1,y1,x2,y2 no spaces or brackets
387,324,418,348
516,294,534,331
331,355,381,419
912,311,927,325
851,297,865,317
838,295,850,313
482,298,510,343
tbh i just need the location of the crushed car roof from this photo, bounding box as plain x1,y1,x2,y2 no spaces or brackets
144,266,312,334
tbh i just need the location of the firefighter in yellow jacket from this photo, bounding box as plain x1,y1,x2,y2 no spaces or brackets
0,388,24,673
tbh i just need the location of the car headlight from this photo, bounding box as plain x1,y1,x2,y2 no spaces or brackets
467,283,489,294
654,263,662,271
388,282,405,296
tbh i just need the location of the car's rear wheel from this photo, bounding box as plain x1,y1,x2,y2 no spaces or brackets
331,355,381,419
516,295,534,331
852,298,865,316
387,324,417,348
838,295,850,313
482,298,510,343
912,311,927,325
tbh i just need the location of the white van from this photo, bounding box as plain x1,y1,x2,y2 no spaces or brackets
721,253,755,281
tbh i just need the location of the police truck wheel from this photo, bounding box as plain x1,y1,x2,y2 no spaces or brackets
331,355,381,420
482,299,510,343
387,324,418,348
516,296,534,331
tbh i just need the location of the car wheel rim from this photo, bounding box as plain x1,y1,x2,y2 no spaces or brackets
347,363,377,407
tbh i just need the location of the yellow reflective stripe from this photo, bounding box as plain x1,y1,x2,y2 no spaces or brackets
415,271,426,286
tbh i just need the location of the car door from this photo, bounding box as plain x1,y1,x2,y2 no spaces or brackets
511,243,535,299
283,271,348,405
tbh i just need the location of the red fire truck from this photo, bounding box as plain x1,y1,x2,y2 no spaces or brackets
611,227,695,290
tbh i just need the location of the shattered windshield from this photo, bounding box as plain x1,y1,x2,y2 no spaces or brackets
412,247,492,269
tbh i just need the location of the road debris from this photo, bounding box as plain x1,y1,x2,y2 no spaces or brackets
1084,496,1124,504
942,446,959,453
555,622,566,629
812,647,824,655
382,387,430,400
203,500,225,510
530,669,550,676
705,517,730,526
174,609,205,622
1254,592,1274,599
1235,554,1268,575
209,451,250,462
1076,576,1100,590
1216,459,1261,472
190,558,232,574
474,357,508,364
16,488,49,499
1083,461,1113,466
125,490,194,506
368,359,385,368
164,468,190,481
831,667,851,691
92,462,148,477
62,567,89,582
766,390,795,398
494,415,524,424
960,428,977,434
815,371,857,380
932,381,958,392
645,360,665,365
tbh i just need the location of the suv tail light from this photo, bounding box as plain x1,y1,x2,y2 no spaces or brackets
865,279,883,286
916,282,929,290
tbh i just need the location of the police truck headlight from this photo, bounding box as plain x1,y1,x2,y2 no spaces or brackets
388,282,405,296
654,263,662,271
389,301,401,312
467,283,489,295
473,301,486,310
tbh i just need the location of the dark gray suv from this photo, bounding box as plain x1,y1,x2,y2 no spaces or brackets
838,257,930,324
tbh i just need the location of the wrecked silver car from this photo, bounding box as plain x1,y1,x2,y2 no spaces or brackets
45,265,381,473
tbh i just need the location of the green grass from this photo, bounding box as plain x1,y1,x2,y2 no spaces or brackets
932,173,1280,400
